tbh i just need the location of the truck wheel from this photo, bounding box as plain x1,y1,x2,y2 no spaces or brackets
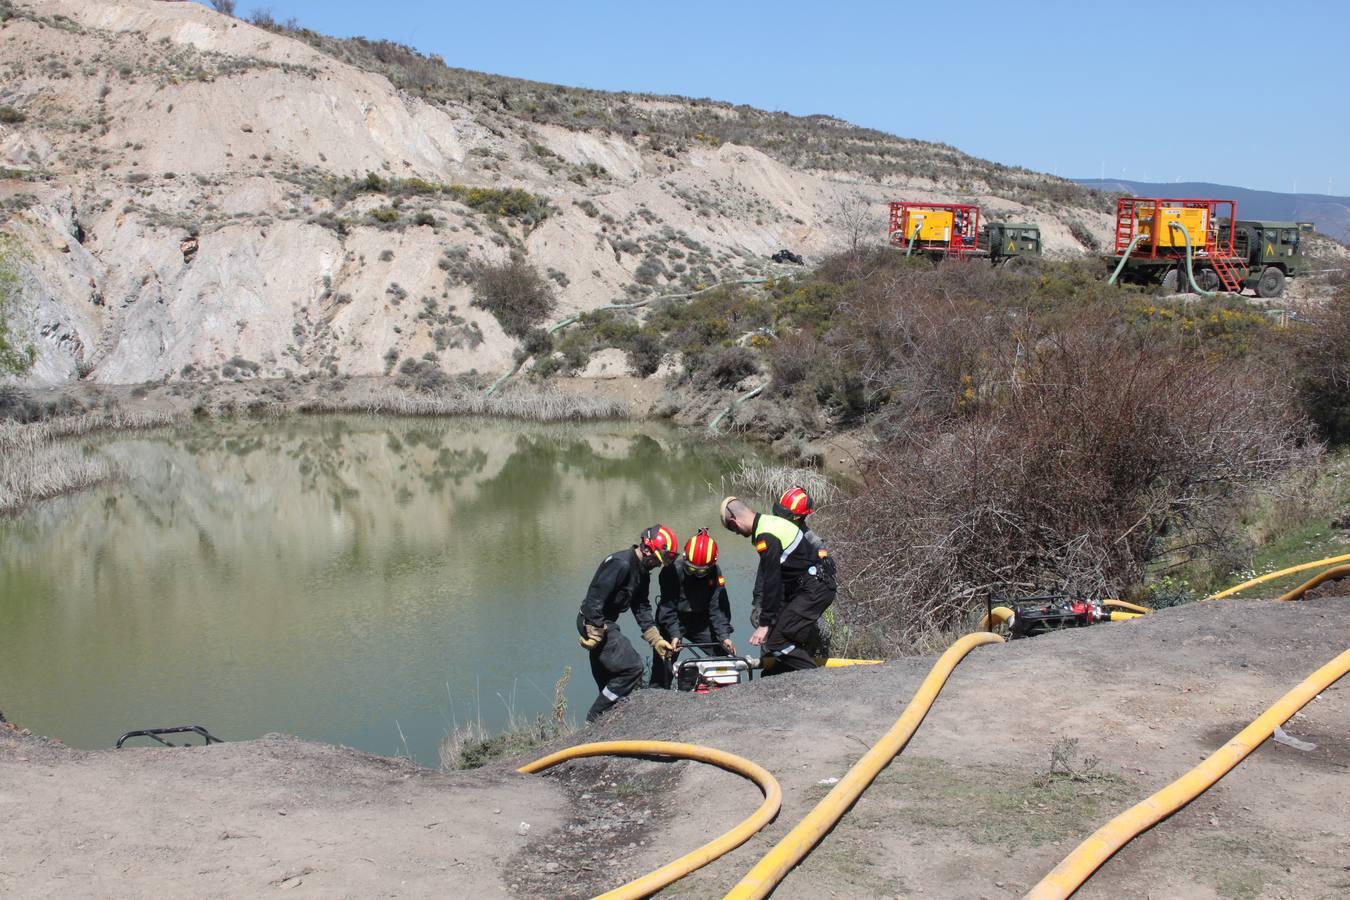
1256,267,1286,299
1197,268,1221,293
1158,269,1179,295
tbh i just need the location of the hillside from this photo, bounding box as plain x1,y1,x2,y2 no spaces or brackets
0,0,1115,388
1075,177,1350,246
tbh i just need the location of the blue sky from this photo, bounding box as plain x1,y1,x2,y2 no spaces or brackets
207,1,1347,195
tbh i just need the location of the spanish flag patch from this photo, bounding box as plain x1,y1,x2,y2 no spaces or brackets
755,540,768,553
717,576,726,586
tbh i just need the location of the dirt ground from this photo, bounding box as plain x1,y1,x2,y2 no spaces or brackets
3,596,1347,898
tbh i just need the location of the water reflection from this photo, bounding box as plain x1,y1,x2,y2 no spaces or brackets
0,416,764,765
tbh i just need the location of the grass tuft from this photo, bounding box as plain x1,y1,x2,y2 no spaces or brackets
439,668,573,771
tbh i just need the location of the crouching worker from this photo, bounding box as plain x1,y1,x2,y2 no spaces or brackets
577,525,678,722
650,528,736,689
720,495,836,675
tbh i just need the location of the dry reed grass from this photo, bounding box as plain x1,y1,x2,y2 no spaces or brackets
723,459,839,507
0,409,184,513
297,391,627,421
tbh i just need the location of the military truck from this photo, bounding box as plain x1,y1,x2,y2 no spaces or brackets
888,201,1042,265
1108,197,1304,298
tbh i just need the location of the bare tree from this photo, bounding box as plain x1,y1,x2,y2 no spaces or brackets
208,0,237,15
829,190,883,255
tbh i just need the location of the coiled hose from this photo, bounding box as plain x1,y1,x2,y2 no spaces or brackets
517,740,781,900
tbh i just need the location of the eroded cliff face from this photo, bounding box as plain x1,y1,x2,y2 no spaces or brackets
0,0,1112,387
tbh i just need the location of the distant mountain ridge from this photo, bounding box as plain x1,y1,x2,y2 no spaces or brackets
1073,178,1350,245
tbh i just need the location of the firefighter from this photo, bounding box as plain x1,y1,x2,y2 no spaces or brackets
577,525,678,722
753,486,834,657
720,496,836,675
650,528,736,689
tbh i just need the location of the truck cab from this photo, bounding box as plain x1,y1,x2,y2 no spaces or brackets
980,222,1042,263
1218,219,1305,297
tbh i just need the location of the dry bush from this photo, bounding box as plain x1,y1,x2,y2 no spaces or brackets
1292,284,1350,444
468,257,556,339
831,322,1311,647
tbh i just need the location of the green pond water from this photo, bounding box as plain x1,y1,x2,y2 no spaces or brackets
0,415,771,767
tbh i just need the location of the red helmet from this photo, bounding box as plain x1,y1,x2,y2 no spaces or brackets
684,528,718,573
778,486,815,518
640,524,678,566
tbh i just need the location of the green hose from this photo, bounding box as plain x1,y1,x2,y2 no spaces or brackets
1169,221,1215,297
1106,233,1148,286
708,380,769,433
904,223,921,258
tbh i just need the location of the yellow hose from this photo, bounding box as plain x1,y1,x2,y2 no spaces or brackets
724,631,1004,900
1277,564,1350,602
1103,599,1153,615
517,740,781,900
1107,611,1142,622
1206,552,1350,600
760,656,884,673
978,605,1015,630
1026,646,1350,900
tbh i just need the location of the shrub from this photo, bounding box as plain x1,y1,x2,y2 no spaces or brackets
634,255,666,285
627,330,663,377
396,357,451,393
519,327,554,358
468,257,556,339
1,235,36,377
447,185,551,227
0,106,25,124
832,321,1311,647
646,286,772,352
1292,284,1350,444
697,344,759,388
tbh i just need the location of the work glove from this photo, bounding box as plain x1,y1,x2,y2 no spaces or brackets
642,626,675,660
578,623,607,650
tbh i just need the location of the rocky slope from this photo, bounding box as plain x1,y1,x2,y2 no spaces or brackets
0,0,1114,388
